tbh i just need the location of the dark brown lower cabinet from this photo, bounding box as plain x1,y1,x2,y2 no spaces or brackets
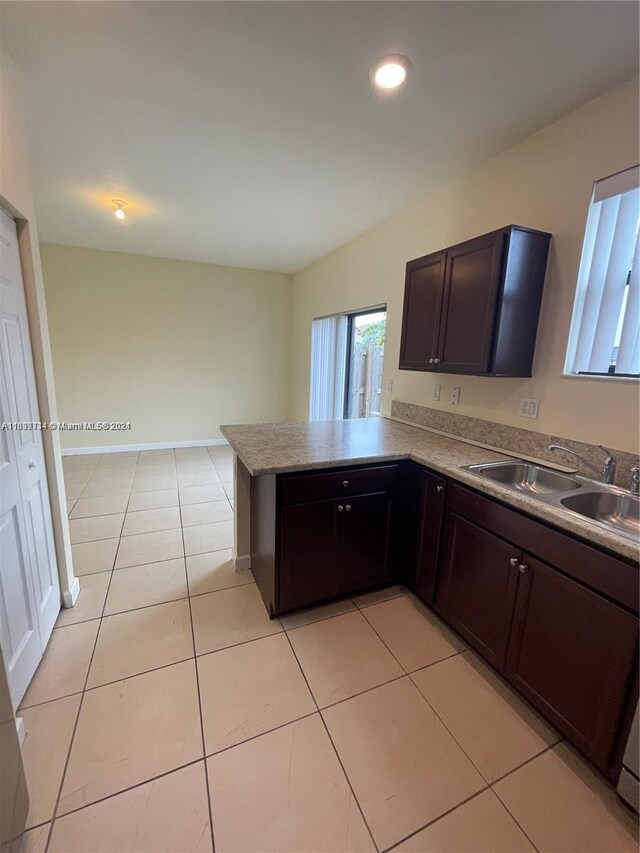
253,463,638,782
279,491,393,612
435,513,520,670
279,500,338,612
505,554,639,776
335,491,392,595
251,463,400,617
404,467,446,604
433,484,639,780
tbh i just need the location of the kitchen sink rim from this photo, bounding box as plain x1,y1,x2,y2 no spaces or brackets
462,460,640,544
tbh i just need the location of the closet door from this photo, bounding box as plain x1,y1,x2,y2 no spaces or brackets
0,208,60,707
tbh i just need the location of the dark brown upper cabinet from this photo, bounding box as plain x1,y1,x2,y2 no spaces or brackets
399,225,551,376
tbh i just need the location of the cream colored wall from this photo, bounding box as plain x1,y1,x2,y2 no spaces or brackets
1,47,75,600
291,77,640,453
40,244,292,448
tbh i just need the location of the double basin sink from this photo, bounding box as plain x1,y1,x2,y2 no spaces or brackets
464,460,639,543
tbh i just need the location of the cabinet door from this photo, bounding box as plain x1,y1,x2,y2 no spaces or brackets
411,470,446,605
506,555,638,775
399,251,446,370
279,500,338,611
337,492,392,595
436,513,519,670
437,232,504,374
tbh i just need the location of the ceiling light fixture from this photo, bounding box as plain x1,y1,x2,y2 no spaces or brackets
370,54,411,91
112,199,127,220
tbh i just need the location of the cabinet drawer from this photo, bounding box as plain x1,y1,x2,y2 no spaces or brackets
280,464,399,506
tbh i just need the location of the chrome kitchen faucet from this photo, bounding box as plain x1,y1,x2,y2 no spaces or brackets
548,444,617,485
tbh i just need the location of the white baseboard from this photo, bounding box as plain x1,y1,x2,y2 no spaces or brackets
62,576,81,608
62,438,229,456
233,553,252,572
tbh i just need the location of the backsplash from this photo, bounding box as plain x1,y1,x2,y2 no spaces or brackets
390,400,639,489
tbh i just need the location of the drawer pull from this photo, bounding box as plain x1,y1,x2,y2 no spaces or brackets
518,563,529,574
337,505,344,512
345,504,352,512
342,480,349,487
509,556,519,567
436,485,444,493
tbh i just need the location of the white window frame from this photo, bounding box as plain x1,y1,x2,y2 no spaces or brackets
564,165,640,379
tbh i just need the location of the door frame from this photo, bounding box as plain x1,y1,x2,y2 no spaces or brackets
342,305,387,419
0,193,77,609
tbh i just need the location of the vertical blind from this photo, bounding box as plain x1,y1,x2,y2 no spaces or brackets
566,165,640,376
309,315,348,421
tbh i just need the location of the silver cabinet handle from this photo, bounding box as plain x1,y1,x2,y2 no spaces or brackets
509,557,519,567
342,480,349,487
436,485,444,493
433,358,441,364
345,504,352,512
518,563,529,574
28,460,36,469
337,505,344,512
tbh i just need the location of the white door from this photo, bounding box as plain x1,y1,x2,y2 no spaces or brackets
0,207,60,707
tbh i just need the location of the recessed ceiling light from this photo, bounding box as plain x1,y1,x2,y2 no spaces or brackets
112,199,128,220
370,55,411,91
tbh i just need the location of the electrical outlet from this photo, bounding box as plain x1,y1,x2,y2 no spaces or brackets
431,383,441,401
518,397,539,419
386,379,393,393
449,387,460,406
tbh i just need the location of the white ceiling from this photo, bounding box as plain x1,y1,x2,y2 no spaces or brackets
2,1,638,273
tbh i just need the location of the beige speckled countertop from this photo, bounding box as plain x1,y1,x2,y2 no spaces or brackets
221,417,639,562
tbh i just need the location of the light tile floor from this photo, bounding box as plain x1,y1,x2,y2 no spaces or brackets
17,446,639,852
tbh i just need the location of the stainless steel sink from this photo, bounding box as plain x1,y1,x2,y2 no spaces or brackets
463,458,639,544
465,461,581,494
561,491,640,538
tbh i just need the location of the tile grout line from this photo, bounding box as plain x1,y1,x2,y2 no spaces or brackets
42,577,114,849
43,452,142,849
35,621,436,717
380,786,492,853
489,738,563,787
358,594,557,833
49,452,227,832
287,596,546,852
52,450,548,851
409,666,500,780
281,628,380,853
490,778,544,853
202,710,319,760
398,664,549,853
258,631,497,846
178,457,218,853
373,725,552,853
48,759,206,826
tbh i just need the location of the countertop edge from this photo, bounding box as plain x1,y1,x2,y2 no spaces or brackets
221,421,639,563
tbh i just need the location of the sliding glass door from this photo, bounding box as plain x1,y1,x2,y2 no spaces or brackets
309,307,386,421
344,309,386,419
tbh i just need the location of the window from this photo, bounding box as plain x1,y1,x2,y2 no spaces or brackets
564,165,639,378
309,307,386,421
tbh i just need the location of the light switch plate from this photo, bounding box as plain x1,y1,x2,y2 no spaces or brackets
431,384,441,401
449,387,460,406
518,397,539,419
